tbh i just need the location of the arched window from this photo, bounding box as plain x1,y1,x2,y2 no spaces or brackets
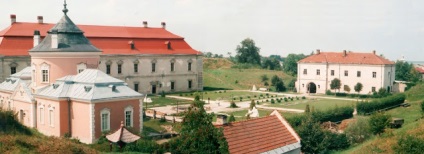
39,105,45,125
101,108,111,132
40,63,50,83
124,106,134,127
48,106,55,127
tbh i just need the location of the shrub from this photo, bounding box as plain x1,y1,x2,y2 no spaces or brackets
325,131,350,151
271,99,275,104
229,101,238,108
290,98,294,101
256,101,260,104
284,98,288,102
235,80,238,84
266,99,269,102
179,93,183,96
369,112,391,135
393,135,424,153
296,96,299,100
228,114,236,123
421,101,424,116
125,139,164,153
344,117,371,144
277,99,281,103
161,91,166,97
218,91,222,93
326,90,332,95
266,93,269,96
357,93,406,115
224,90,226,93
253,95,257,98
159,116,167,123
233,98,236,101
302,96,306,99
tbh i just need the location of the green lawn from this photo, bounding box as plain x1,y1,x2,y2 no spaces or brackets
143,118,175,134
146,96,192,108
171,90,275,102
203,68,295,90
218,109,302,122
265,98,356,111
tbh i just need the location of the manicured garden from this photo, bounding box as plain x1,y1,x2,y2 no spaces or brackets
264,98,356,111
146,96,192,108
218,109,302,122
171,90,276,102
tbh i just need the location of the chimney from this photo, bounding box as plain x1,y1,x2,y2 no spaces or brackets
343,50,347,57
373,50,376,55
316,49,320,55
216,114,228,125
37,16,43,24
161,22,166,29
10,14,16,24
143,21,148,28
51,29,58,49
33,30,41,47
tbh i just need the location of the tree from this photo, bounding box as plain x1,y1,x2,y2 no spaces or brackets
369,112,391,135
305,104,311,113
343,85,351,93
168,100,229,154
250,100,256,109
261,74,269,83
275,80,286,92
282,54,306,76
330,78,341,93
235,38,261,65
298,116,329,153
204,52,213,58
395,61,421,82
354,82,363,95
261,57,281,70
271,75,280,86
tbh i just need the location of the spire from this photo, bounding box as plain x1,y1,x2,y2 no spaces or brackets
63,0,68,15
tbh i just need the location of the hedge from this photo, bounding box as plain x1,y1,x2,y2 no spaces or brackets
287,106,354,127
356,93,406,115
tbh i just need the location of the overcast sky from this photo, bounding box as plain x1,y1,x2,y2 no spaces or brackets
1,0,424,61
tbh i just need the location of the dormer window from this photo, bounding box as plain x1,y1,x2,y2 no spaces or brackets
165,41,171,50
129,41,135,50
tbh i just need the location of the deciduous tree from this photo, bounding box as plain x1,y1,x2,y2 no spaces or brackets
235,38,261,65
330,78,341,93
282,54,306,76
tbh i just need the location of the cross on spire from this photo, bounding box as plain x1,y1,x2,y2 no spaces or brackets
63,0,69,15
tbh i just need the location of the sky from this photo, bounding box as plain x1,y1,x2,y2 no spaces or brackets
1,0,424,61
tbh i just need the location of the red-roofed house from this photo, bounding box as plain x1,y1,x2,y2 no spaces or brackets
0,14,202,94
296,50,395,94
216,111,301,154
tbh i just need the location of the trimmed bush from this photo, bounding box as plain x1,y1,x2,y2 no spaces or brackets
271,99,275,104
369,112,391,135
357,93,406,115
229,101,238,108
311,106,354,123
302,96,306,99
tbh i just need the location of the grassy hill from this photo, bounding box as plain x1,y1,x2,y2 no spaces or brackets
203,58,295,90
339,82,424,154
0,109,98,153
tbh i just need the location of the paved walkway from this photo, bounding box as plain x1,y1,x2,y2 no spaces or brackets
149,90,358,120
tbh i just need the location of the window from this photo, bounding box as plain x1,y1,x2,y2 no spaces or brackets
171,62,175,72
372,87,376,92
171,81,175,90
11,67,16,74
316,69,320,75
101,109,110,132
77,63,87,73
331,70,334,76
124,106,133,127
303,69,307,75
42,70,49,82
357,71,361,77
106,65,111,74
188,80,192,89
41,63,50,83
344,70,348,77
49,109,54,127
134,83,139,92
134,64,138,73
117,64,122,74
372,72,377,78
39,107,44,124
188,62,192,71
152,63,156,72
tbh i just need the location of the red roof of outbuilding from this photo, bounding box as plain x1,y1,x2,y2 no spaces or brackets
416,67,424,74
0,22,200,56
298,51,394,65
217,111,300,154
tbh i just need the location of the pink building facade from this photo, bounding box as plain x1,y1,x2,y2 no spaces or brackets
0,3,143,144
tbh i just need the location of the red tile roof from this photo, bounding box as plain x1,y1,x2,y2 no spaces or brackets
416,67,424,74
298,51,394,65
217,111,300,154
0,22,200,56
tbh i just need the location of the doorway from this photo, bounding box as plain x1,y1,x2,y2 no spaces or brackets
307,82,317,93
152,85,157,94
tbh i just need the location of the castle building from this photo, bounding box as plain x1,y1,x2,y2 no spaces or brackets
296,50,395,94
0,2,143,144
0,9,202,95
